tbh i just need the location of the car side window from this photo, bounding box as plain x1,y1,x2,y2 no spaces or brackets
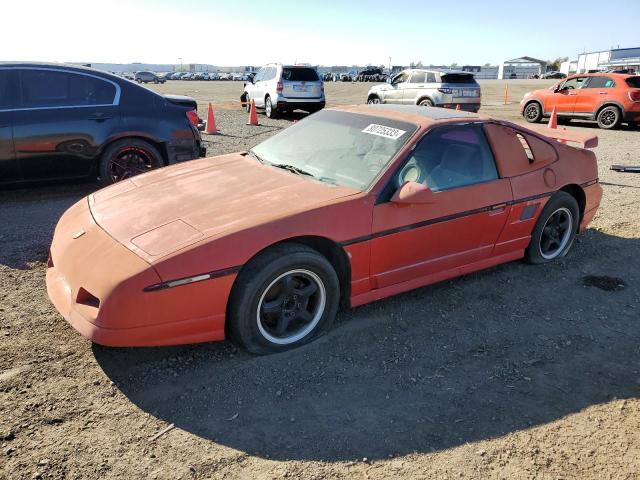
560,76,587,90
585,76,615,88
426,72,436,83
409,72,426,83
254,68,264,82
266,67,276,81
396,124,498,192
20,70,116,108
392,72,408,84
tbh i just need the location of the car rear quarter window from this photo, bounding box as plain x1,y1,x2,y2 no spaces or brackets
426,72,437,83
585,76,615,88
282,68,319,82
20,70,117,108
625,77,640,88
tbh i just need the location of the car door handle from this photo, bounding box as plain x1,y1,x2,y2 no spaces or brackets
599,92,608,95
568,92,577,96
489,203,508,214
88,113,112,121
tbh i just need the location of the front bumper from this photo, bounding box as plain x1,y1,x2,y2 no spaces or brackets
46,199,229,346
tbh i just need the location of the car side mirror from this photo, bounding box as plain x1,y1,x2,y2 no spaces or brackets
390,181,436,205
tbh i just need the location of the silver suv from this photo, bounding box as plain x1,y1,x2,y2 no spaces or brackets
241,64,325,118
366,69,481,112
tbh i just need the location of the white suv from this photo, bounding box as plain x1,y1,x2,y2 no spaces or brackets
241,64,325,118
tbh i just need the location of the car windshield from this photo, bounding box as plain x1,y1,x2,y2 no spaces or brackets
250,110,417,190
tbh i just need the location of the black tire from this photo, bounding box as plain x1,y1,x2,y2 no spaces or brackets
525,191,579,265
418,98,434,107
523,101,543,123
98,138,164,186
596,105,622,130
136,79,142,83
265,96,277,118
367,96,381,104
241,94,250,112
228,243,340,354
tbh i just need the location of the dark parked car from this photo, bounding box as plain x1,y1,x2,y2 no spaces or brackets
0,63,205,186
135,71,165,84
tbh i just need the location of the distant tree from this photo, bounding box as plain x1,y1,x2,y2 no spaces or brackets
484,62,492,67
549,56,569,70
409,61,415,68
451,62,458,68
416,61,424,68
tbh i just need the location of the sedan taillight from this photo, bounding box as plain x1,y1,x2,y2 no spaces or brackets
629,90,640,102
186,109,199,126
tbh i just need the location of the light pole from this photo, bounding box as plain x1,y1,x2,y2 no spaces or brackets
178,57,183,72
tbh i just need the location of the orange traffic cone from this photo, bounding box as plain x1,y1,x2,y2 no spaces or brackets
247,99,259,126
548,106,558,129
204,102,218,135
455,104,460,110
503,85,509,105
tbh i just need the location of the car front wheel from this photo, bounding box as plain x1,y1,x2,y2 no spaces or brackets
99,139,163,185
228,243,340,354
524,102,543,123
525,191,579,264
367,96,381,104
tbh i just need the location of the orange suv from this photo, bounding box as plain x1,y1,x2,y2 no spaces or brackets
520,73,640,129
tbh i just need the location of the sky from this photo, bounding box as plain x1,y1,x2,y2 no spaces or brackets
3,0,639,67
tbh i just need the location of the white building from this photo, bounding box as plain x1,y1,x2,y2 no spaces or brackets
575,47,640,73
560,60,578,76
498,57,546,79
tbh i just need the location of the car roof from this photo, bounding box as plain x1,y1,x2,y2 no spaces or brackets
401,68,472,75
569,72,636,79
331,104,488,127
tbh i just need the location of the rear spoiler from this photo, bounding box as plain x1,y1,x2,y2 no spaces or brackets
519,124,598,149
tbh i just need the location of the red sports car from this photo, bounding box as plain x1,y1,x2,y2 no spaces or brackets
47,105,602,354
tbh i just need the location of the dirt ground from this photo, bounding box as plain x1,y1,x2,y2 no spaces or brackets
1,79,639,480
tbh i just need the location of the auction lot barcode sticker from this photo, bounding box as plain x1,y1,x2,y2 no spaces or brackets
362,124,406,140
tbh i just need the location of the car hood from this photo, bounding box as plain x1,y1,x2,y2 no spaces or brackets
88,153,360,261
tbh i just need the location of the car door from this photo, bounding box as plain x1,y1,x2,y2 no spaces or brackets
548,76,587,114
370,123,512,289
0,69,19,183
384,72,410,104
575,75,615,115
12,68,121,181
404,71,426,105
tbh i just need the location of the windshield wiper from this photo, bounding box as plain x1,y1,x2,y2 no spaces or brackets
248,150,266,164
270,163,315,177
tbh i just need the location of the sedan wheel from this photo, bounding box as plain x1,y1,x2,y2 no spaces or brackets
228,243,340,354
99,139,163,185
257,269,326,345
539,207,573,260
367,97,381,104
525,191,579,264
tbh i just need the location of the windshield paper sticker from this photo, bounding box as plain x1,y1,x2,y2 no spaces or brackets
362,124,406,140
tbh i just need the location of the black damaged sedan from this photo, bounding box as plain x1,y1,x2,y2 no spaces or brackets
0,63,205,186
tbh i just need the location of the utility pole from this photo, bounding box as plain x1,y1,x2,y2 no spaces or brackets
178,57,183,72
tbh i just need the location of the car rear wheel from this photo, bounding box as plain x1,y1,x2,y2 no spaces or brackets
99,139,164,185
418,98,434,107
265,96,277,118
596,105,622,130
228,243,340,354
525,191,579,264
524,102,543,123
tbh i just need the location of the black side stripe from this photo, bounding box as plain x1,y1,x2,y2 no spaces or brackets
340,191,555,247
